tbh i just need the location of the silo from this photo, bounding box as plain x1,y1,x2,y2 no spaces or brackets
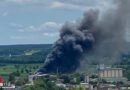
115,70,119,77
111,70,115,77
119,69,123,77
104,70,108,77
107,70,112,77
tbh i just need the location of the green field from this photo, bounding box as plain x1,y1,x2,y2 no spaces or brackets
0,64,43,81
0,44,52,64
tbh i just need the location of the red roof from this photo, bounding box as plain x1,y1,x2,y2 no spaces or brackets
0,77,2,83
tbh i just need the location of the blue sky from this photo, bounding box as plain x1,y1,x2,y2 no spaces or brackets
0,0,121,45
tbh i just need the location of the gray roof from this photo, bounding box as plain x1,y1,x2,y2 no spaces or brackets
100,68,122,71
101,77,127,82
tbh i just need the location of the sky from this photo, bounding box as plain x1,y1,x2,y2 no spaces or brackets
0,0,124,45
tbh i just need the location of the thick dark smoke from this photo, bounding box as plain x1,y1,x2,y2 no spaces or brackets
37,0,130,74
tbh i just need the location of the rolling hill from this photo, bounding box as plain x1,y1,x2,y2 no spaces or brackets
0,44,52,64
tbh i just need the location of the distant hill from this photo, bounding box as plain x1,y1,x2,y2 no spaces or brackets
0,44,52,49
0,42,130,64
0,44,52,64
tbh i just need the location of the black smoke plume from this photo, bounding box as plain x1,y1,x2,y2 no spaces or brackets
37,0,130,74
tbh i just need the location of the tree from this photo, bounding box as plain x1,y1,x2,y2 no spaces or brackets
14,65,20,70
60,75,70,83
16,70,20,76
21,79,66,90
25,69,29,73
21,68,24,73
76,85,85,90
69,85,85,90
8,74,15,83
15,78,25,86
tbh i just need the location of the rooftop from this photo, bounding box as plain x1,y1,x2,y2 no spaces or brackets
101,77,127,82
100,68,122,71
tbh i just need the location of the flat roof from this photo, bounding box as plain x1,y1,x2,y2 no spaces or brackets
100,68,122,70
101,77,127,82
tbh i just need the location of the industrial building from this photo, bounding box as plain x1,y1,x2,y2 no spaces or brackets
98,64,127,82
99,68,123,78
99,84,119,90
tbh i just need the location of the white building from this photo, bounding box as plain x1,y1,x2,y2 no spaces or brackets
99,68,123,78
99,66,127,82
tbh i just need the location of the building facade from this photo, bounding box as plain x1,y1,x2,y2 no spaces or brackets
99,68,123,78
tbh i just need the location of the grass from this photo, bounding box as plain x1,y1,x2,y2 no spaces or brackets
0,65,16,74
0,63,43,80
25,50,41,55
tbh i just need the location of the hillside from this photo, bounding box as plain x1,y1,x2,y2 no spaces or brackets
0,42,130,64
0,44,52,64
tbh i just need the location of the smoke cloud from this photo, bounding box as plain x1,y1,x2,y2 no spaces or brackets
37,0,130,74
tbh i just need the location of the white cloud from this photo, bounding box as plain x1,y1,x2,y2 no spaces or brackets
50,1,111,11
10,22,23,28
9,21,62,33
44,22,60,28
6,0,41,4
38,21,62,30
50,1,87,11
43,32,59,37
10,36,25,39
27,25,36,31
0,0,113,12
21,21,61,32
